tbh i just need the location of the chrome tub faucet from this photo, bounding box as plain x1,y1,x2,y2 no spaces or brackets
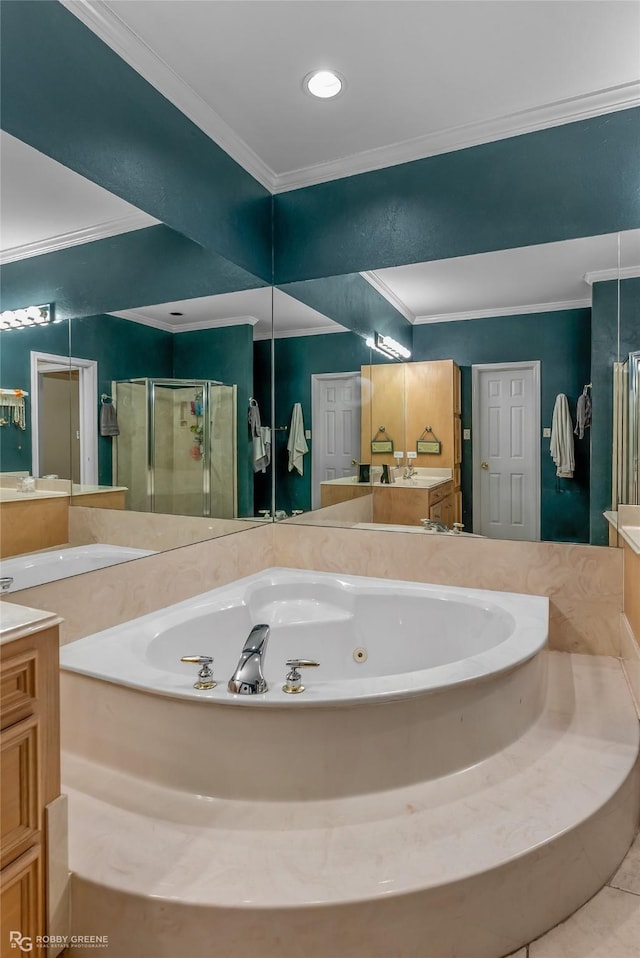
228,623,270,694
0,577,14,594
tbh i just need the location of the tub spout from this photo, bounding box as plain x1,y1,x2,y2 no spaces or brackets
228,624,270,694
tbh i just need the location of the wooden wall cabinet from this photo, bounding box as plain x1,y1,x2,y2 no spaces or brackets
1,624,61,958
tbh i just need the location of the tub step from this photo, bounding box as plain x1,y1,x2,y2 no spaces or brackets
65,652,639,958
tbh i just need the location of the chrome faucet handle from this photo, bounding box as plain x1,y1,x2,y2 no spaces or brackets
0,577,14,594
283,659,320,695
180,655,216,690
452,522,464,534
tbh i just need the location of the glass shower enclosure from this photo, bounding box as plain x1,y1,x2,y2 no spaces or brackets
112,378,237,517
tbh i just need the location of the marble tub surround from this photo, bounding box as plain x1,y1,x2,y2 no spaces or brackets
621,616,640,719
68,505,260,552
6,523,274,645
274,524,623,657
63,652,640,958
284,494,373,526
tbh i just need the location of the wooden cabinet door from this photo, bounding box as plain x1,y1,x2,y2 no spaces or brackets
0,846,43,957
1,717,40,870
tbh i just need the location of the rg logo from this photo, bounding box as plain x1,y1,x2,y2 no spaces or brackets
9,932,33,952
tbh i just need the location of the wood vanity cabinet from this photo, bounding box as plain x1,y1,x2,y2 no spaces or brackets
360,360,462,525
1,624,61,957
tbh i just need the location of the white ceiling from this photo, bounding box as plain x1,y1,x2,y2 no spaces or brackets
112,287,347,339
66,0,640,191
0,131,157,262
2,2,639,334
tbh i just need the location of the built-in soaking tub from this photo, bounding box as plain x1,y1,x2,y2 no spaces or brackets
0,543,156,592
61,568,548,800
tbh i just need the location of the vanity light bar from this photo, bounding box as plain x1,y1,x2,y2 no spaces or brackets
366,332,412,360
0,304,52,331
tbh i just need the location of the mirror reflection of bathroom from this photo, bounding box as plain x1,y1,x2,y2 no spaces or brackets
275,229,640,545
69,285,275,523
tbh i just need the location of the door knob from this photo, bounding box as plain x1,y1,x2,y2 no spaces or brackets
481,461,489,470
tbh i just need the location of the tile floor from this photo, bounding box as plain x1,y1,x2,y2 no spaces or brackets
508,831,640,958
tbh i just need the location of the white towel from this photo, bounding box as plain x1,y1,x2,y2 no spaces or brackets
287,403,308,476
550,394,575,478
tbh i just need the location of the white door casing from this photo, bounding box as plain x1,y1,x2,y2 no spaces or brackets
311,372,361,510
30,351,98,485
472,361,540,541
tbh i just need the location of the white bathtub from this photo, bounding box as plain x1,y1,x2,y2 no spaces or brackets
61,566,547,705
60,568,548,800
0,543,156,592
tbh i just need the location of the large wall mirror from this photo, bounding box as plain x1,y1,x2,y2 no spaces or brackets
1,1,639,596
273,228,640,547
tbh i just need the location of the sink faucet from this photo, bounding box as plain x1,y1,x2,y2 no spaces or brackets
228,624,270,694
421,518,450,534
403,461,417,479
0,577,14,594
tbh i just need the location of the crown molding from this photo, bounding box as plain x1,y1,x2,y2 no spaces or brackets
359,272,416,323
584,266,640,285
61,2,640,197
272,83,640,193
110,311,260,333
274,324,348,339
414,298,591,325
0,213,155,265
61,0,276,192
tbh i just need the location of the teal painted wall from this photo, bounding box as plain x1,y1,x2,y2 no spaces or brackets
0,314,173,480
274,109,640,283
173,325,255,517
1,0,271,281
279,274,411,350
590,278,640,544
267,332,377,514
0,319,71,475
0,226,267,322
412,309,592,542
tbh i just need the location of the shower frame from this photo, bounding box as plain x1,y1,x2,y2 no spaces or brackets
113,377,237,518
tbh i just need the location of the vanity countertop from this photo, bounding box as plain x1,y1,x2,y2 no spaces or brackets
0,600,63,644
71,484,128,495
0,487,70,502
321,469,452,491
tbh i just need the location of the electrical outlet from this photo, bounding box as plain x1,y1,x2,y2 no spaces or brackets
407,451,417,459
463,428,471,440
305,429,311,440
543,427,551,438
393,451,404,459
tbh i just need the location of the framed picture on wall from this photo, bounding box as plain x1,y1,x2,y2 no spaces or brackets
371,439,394,454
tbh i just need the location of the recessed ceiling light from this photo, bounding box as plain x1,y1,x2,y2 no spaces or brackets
303,70,344,100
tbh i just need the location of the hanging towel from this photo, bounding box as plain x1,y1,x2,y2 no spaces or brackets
100,400,119,437
256,426,271,473
550,394,575,478
249,400,269,473
574,388,592,439
287,403,309,476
